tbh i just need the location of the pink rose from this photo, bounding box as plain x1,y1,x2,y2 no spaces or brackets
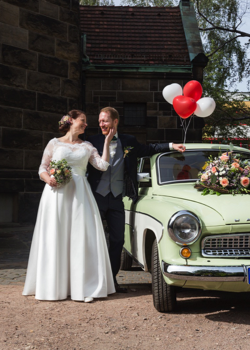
201,174,208,182
220,155,229,161
220,178,229,187
50,168,55,175
231,162,240,168
240,177,250,188
211,167,217,173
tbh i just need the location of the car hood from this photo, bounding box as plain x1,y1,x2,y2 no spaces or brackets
153,183,250,225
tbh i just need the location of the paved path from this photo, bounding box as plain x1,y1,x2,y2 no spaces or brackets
0,225,152,286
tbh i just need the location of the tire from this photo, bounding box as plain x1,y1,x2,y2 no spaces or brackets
120,249,133,270
151,239,177,312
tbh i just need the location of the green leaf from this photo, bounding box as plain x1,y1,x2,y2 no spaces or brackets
210,174,217,184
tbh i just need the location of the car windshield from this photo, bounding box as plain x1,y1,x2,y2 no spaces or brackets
157,150,250,184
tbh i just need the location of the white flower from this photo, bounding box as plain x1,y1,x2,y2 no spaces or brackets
215,172,218,175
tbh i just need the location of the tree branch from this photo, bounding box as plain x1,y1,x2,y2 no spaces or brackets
207,34,242,57
195,0,250,38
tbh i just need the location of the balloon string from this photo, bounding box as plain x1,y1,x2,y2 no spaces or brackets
180,115,193,145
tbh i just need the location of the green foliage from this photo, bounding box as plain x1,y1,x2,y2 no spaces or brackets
193,0,250,140
210,174,217,184
202,81,250,142
200,187,221,195
194,0,250,90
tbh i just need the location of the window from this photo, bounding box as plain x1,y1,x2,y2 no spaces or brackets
157,150,250,184
123,103,146,126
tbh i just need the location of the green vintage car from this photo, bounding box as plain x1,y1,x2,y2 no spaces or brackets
122,143,250,312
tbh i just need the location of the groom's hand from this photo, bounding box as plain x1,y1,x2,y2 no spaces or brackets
172,143,186,153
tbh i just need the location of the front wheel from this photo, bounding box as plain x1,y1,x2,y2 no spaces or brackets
151,239,176,312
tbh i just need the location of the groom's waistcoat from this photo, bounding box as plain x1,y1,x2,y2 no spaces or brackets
96,139,124,197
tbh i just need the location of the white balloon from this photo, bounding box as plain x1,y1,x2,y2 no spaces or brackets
162,83,183,104
194,97,216,118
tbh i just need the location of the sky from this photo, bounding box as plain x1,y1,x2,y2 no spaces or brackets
112,0,250,92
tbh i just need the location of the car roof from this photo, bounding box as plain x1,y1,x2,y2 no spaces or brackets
182,143,250,153
157,143,250,153
148,143,250,161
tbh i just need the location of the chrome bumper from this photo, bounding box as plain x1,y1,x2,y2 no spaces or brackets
162,262,248,282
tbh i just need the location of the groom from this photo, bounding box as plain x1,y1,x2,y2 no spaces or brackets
87,107,185,292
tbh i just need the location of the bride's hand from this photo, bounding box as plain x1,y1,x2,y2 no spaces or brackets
47,176,57,187
105,127,117,144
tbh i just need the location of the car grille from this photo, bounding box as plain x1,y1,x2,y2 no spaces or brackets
202,234,250,257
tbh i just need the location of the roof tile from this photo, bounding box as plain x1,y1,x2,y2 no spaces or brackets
80,6,190,66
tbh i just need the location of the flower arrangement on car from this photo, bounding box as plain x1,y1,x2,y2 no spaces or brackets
48,159,72,188
195,151,250,195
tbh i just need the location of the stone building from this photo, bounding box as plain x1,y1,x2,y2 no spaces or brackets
80,1,207,144
0,0,207,224
0,0,82,223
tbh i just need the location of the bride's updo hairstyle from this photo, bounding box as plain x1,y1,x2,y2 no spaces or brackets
58,109,86,134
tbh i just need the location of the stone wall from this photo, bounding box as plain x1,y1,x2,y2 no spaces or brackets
84,72,204,144
0,0,81,223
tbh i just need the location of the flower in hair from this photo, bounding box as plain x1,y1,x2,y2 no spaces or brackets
59,115,72,127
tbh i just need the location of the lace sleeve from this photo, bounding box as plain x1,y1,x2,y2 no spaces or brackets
87,142,110,171
38,139,55,177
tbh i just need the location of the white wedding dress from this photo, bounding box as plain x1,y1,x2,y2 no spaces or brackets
23,138,115,300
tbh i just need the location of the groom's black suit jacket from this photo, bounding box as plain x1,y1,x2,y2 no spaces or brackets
87,133,170,203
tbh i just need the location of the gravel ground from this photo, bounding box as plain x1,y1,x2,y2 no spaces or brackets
1,284,250,350
1,226,250,350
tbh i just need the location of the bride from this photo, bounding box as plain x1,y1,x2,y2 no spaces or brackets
23,110,116,302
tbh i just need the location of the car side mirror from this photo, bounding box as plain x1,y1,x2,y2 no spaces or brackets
137,172,151,182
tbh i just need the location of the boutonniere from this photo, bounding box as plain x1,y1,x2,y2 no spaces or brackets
123,146,134,158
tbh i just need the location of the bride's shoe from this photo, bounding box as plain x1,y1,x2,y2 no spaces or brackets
84,297,93,303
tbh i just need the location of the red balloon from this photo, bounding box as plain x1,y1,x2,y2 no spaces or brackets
173,95,197,119
183,80,203,101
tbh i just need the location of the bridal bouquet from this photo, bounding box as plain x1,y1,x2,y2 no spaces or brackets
48,159,72,188
195,151,250,195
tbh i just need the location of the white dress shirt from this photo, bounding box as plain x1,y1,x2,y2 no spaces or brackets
109,132,118,158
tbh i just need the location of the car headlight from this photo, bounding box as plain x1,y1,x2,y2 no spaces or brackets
168,210,202,245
